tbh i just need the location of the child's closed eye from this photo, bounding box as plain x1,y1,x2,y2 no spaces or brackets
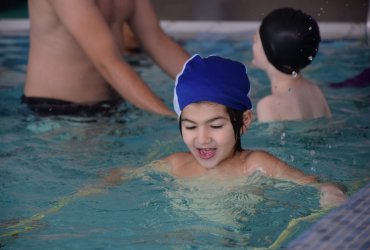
184,126,196,130
210,125,223,129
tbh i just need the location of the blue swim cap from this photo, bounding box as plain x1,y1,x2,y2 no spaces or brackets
174,54,252,116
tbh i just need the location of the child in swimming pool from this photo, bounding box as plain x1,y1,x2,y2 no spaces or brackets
252,8,332,123
107,54,345,208
2,54,345,239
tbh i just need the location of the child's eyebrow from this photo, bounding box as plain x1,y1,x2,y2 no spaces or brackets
180,118,196,124
181,116,228,124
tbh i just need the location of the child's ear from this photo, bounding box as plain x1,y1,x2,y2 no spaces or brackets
241,110,253,134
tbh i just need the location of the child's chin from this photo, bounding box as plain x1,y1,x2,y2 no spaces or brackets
197,159,218,169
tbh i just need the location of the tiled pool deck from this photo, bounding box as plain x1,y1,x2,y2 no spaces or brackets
287,182,370,250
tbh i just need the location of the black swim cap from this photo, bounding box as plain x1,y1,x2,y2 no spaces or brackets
259,8,321,75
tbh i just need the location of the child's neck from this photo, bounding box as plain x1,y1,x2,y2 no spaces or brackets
267,69,303,95
199,151,245,177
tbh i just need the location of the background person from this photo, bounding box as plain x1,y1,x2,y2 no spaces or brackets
252,8,332,123
23,0,189,116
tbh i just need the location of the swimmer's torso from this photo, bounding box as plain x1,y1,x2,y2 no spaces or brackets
165,173,265,227
25,0,134,103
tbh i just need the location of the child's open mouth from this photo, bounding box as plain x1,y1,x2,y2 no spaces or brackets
198,148,216,159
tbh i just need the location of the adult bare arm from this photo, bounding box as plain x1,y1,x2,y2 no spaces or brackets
129,0,190,78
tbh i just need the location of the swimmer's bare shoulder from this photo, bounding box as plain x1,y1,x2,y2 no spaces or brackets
241,149,317,184
163,152,201,178
162,152,194,172
240,149,277,177
256,95,285,122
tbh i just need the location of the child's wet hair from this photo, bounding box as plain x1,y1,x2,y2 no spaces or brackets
226,107,244,152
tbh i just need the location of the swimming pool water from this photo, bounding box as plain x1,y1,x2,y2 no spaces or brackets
0,36,369,249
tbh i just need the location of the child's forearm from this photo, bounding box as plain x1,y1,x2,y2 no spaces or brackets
311,182,347,208
103,168,126,186
275,162,347,208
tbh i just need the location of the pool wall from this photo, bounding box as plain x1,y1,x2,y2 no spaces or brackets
1,0,367,22
152,0,369,41
0,0,369,40
151,0,368,22
1,18,366,41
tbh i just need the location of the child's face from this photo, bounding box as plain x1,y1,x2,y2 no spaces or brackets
181,102,236,169
252,31,270,70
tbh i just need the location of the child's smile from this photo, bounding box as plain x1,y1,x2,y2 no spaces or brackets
197,148,216,160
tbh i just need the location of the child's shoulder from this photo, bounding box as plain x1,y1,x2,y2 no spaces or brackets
164,152,194,169
256,95,287,122
306,80,327,98
242,149,276,163
164,152,202,178
241,149,282,176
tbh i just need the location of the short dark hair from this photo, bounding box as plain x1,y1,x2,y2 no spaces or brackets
226,106,244,152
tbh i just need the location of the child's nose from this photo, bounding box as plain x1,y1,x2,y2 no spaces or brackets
197,128,211,144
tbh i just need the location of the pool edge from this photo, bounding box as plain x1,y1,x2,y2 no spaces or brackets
0,19,367,41
286,182,370,250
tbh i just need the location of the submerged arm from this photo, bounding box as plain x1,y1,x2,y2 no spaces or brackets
103,160,171,186
1,164,150,238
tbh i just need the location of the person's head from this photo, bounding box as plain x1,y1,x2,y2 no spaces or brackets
173,54,253,168
253,8,321,75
